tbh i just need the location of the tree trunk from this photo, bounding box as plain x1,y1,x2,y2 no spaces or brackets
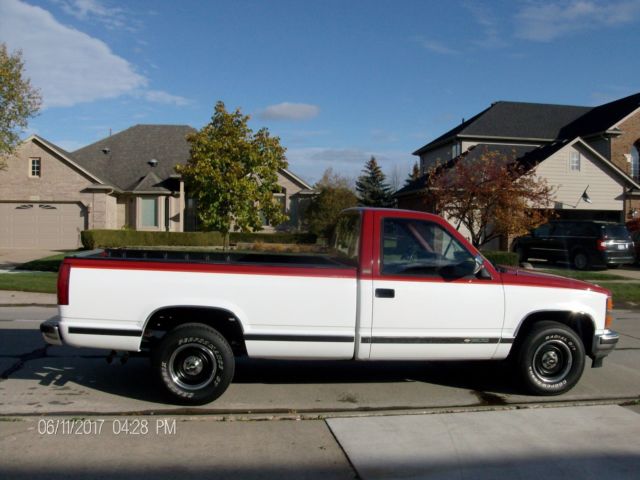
223,231,230,251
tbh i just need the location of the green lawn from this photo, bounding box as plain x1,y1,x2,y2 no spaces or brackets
598,282,640,305
17,252,76,272
0,272,57,293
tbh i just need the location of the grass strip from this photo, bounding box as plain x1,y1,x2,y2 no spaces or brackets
0,272,57,293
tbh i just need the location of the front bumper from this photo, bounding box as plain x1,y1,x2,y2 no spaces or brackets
40,318,63,346
591,329,619,367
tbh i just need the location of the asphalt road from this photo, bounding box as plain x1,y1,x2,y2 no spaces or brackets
1,306,639,416
1,306,639,480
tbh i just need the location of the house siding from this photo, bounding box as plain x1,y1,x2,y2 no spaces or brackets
419,142,454,173
534,144,624,213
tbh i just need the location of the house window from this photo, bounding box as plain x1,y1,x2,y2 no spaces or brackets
451,142,461,159
632,144,640,181
570,151,581,171
141,197,158,227
30,158,41,177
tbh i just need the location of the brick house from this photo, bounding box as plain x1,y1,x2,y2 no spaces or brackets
0,125,314,249
397,93,640,236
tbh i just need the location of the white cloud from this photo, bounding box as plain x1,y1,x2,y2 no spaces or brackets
259,102,320,121
141,90,191,107
463,2,507,49
515,0,640,41
287,147,411,185
52,0,131,30
0,0,187,109
417,38,459,55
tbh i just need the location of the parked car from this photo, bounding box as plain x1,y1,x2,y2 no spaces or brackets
631,230,640,264
513,220,635,270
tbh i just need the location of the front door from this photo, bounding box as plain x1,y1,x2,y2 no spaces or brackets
369,214,505,360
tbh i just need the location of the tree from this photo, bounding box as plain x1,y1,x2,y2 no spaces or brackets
304,168,358,239
355,156,393,207
176,101,288,248
0,43,41,169
423,147,554,248
404,161,421,186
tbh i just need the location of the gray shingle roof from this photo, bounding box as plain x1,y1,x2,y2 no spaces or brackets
413,92,640,156
71,124,195,191
414,102,589,155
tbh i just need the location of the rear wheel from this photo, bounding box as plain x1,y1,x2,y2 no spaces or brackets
152,323,235,405
572,251,590,270
516,321,585,395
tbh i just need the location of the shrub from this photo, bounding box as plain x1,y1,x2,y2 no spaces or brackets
482,250,519,267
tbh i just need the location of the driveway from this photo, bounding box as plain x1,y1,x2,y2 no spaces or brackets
0,249,59,270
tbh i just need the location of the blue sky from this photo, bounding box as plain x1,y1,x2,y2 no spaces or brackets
1,0,640,186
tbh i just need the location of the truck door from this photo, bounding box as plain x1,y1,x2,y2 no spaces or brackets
369,214,505,360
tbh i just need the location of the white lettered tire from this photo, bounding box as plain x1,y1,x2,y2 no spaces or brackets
153,323,235,405
517,321,585,395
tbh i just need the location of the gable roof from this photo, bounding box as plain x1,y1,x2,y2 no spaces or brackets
71,124,195,192
397,143,538,197
414,92,640,156
398,139,640,198
28,135,105,184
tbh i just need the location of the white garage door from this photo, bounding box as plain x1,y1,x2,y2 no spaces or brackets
0,202,86,249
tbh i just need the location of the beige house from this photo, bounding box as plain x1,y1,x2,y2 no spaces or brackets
0,125,314,249
397,93,640,239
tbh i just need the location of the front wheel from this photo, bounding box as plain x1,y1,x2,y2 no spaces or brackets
152,323,235,405
516,321,585,395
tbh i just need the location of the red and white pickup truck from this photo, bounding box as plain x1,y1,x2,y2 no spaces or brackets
41,208,619,404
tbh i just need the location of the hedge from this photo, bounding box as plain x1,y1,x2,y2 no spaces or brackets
482,250,519,267
81,229,317,249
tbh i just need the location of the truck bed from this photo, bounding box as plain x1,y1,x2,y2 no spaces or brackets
76,248,354,269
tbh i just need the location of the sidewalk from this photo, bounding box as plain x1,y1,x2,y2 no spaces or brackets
1,405,638,479
0,290,57,306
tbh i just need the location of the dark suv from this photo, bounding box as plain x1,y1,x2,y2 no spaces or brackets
513,220,635,270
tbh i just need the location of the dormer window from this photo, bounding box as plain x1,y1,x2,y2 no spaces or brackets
30,158,41,177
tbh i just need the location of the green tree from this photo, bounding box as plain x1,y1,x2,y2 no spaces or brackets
356,156,393,207
176,101,288,248
0,43,41,169
304,168,358,239
404,161,421,186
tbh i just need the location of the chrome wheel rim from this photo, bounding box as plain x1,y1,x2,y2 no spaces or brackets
532,340,572,384
169,343,217,391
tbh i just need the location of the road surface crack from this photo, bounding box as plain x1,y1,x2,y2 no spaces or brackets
0,345,49,380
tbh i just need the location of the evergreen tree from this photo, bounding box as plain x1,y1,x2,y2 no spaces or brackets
404,161,421,186
355,156,393,207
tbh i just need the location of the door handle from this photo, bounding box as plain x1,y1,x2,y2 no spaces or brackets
375,288,395,298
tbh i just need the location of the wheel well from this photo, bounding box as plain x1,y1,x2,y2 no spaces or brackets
142,307,247,356
513,311,595,357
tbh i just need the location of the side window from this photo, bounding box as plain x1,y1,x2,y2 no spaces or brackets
381,218,475,277
330,213,361,266
533,223,552,237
